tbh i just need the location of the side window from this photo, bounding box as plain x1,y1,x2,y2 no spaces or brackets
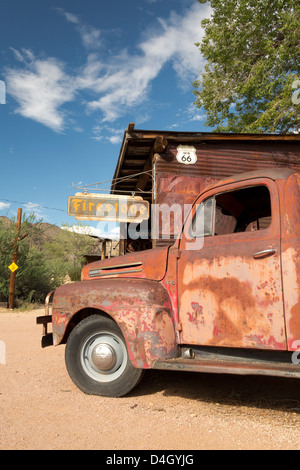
190,197,215,238
191,185,272,238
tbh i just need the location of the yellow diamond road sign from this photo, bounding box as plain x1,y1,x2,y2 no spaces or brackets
8,262,18,272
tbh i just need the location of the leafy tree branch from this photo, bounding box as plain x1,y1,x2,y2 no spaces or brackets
194,0,300,133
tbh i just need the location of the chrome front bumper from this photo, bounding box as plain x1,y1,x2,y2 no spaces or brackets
36,291,55,348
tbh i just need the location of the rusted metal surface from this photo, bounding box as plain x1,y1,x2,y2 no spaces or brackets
177,173,287,350
156,142,300,178
109,124,300,248
51,278,177,368
153,354,300,379
153,174,217,245
154,145,300,247
281,173,300,350
111,123,300,198
39,168,300,380
81,246,169,282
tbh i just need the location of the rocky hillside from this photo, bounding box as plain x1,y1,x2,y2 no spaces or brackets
0,216,119,259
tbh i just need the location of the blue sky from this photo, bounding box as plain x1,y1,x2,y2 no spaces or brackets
0,0,211,237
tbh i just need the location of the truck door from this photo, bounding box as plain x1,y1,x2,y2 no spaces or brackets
177,177,287,350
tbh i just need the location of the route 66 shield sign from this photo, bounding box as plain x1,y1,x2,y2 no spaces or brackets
176,145,197,165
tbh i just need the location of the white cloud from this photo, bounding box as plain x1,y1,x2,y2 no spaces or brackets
108,134,123,145
62,224,120,240
0,202,11,210
56,9,102,50
6,51,75,132
91,225,120,240
83,3,210,120
22,202,46,219
10,47,35,64
92,125,124,144
6,3,210,131
61,224,92,235
187,103,206,121
23,202,41,210
140,6,207,82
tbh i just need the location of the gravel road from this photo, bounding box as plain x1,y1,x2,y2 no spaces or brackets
0,307,300,450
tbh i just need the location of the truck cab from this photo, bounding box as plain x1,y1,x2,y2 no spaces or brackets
37,169,300,397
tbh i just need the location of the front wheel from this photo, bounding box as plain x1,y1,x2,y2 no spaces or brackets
65,315,144,397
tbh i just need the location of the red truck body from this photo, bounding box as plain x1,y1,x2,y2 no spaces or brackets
37,168,300,396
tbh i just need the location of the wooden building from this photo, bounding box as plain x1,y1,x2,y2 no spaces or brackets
111,123,300,253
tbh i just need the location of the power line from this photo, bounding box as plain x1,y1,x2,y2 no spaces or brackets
0,198,66,213
0,170,154,213
72,170,153,193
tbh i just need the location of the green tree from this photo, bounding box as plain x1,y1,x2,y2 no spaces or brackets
0,215,97,305
44,223,97,282
0,214,56,303
193,0,300,133
0,219,15,299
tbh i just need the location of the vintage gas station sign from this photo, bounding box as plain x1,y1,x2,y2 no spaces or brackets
68,193,149,222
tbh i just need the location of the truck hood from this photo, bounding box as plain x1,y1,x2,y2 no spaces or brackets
81,246,170,282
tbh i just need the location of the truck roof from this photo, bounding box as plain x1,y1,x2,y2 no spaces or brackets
204,168,298,192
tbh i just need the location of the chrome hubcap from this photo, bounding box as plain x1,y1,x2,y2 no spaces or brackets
81,332,127,383
91,343,117,371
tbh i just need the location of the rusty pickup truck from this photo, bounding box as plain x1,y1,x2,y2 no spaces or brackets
37,169,300,397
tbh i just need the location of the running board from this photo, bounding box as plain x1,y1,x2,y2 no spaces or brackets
153,346,300,379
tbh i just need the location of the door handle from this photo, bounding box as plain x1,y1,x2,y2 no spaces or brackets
253,249,276,259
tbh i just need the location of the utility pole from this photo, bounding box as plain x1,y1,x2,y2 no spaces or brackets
8,208,22,309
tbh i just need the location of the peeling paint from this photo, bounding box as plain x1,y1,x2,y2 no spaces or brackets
177,177,286,350
39,170,300,381
52,278,177,368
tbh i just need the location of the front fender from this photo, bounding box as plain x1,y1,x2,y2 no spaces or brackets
52,278,178,368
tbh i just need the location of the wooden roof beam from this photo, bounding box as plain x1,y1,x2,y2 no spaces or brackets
135,136,168,192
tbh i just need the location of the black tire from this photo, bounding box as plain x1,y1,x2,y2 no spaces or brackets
65,315,144,397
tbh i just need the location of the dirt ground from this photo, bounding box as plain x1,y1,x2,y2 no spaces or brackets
0,307,300,451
